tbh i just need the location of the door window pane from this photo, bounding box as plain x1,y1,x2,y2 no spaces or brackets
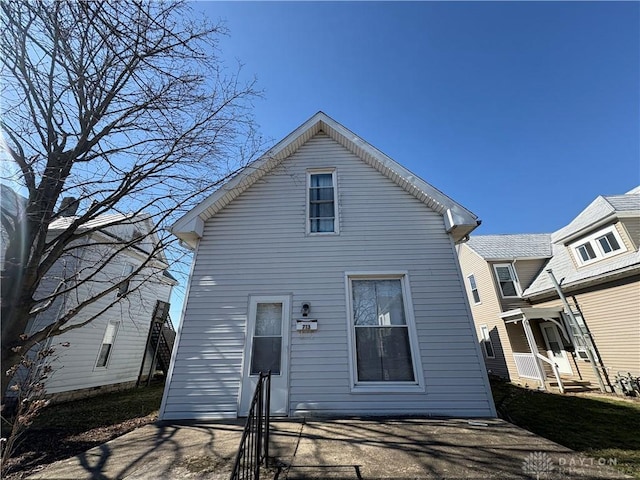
251,302,283,375
250,337,282,375
255,303,282,336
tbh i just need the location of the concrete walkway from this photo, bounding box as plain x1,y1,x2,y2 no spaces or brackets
26,418,628,479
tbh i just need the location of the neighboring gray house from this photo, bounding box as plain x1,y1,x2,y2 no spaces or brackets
1,196,178,401
159,112,496,420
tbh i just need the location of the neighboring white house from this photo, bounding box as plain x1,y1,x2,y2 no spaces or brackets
159,112,496,420
2,197,178,401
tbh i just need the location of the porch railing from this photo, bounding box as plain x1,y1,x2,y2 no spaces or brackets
230,371,271,480
513,353,539,379
513,352,564,393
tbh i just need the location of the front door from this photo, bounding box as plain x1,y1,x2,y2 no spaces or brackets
239,295,290,416
540,322,573,375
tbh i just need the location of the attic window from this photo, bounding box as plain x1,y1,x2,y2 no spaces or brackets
570,225,626,266
307,169,338,234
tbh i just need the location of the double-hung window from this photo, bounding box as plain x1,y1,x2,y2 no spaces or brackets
307,170,338,234
480,325,495,359
96,321,119,368
117,263,134,297
346,273,423,391
493,263,520,298
467,274,480,304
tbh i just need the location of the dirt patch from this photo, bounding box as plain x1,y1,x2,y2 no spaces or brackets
2,413,157,480
180,454,233,473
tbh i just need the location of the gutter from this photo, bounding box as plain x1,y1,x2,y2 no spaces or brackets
524,263,640,301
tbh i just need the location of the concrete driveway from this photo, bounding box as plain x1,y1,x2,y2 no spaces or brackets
26,417,628,479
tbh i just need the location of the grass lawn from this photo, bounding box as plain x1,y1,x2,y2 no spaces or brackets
491,379,640,479
3,383,165,478
33,382,165,431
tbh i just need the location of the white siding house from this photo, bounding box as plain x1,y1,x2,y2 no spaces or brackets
160,112,496,420
24,213,177,400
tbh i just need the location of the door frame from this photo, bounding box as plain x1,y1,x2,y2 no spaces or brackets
239,294,291,416
540,321,573,375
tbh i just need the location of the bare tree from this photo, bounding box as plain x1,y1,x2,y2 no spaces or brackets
0,0,262,404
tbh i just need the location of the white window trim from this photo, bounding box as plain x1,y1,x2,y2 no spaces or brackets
94,320,120,369
344,271,425,393
117,263,135,297
244,295,291,378
493,263,521,298
570,225,627,267
480,325,495,359
467,274,481,305
306,168,339,235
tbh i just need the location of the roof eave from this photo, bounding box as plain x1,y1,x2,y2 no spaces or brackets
171,111,479,242
523,263,640,300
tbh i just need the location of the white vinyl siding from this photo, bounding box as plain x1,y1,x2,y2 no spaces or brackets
161,133,495,420
29,243,173,395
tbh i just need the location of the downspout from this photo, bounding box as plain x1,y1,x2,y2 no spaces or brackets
546,269,606,392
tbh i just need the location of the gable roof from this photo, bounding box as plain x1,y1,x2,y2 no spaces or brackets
465,234,553,260
552,190,640,243
172,111,480,247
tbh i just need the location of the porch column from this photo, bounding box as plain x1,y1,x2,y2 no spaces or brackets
522,318,547,390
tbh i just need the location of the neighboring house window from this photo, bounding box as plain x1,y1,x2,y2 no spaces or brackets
346,274,423,391
596,231,621,254
96,321,119,368
307,170,338,234
467,274,480,304
480,325,495,359
570,225,626,266
564,312,596,361
117,263,134,297
493,263,520,298
576,242,597,262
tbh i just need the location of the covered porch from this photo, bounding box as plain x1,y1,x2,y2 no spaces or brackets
500,307,574,393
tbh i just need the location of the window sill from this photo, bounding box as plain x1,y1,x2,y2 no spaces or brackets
350,383,425,394
307,231,340,236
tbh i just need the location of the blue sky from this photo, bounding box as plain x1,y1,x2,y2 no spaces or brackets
194,1,638,233
168,1,639,322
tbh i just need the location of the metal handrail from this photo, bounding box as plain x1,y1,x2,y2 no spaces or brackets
230,371,271,480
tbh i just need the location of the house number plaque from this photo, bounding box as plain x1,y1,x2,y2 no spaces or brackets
296,319,317,332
